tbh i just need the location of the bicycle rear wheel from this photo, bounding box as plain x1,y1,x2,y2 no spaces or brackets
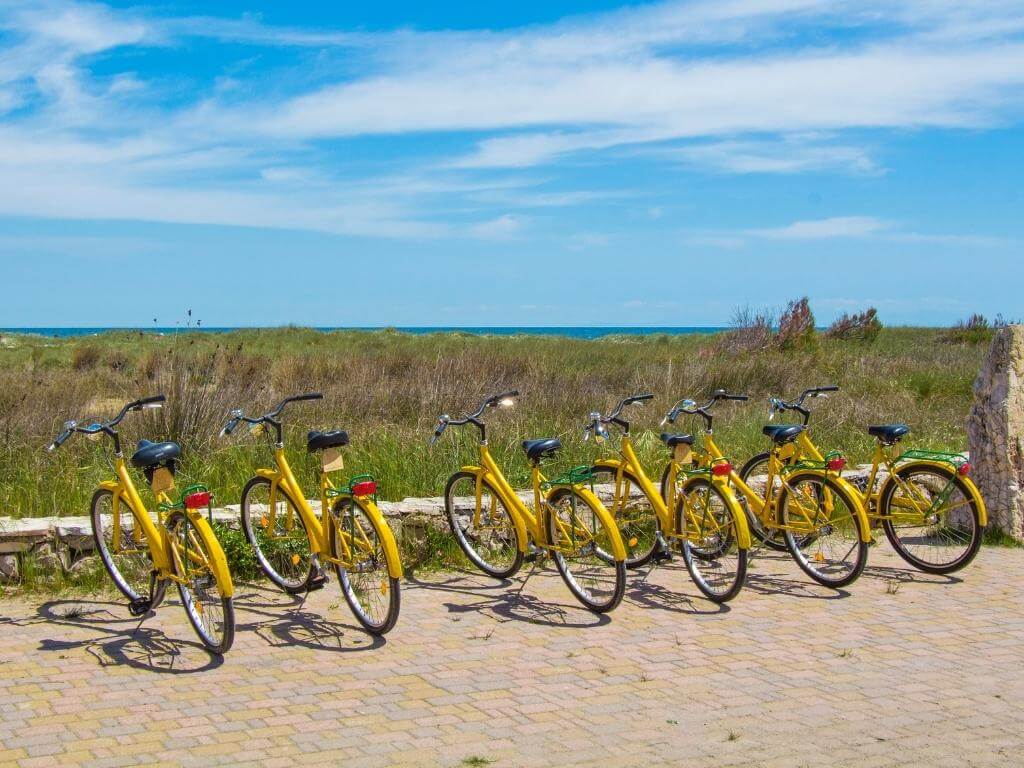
91,489,167,607
676,478,747,603
591,465,660,567
545,488,626,613
779,472,868,588
240,476,316,593
167,512,234,653
880,464,982,574
444,472,523,579
329,497,401,635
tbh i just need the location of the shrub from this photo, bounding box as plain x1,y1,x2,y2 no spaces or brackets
777,297,816,350
71,343,101,371
718,306,775,353
944,314,993,344
826,307,882,343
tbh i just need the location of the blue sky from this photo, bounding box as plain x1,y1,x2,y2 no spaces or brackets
1,1,1022,327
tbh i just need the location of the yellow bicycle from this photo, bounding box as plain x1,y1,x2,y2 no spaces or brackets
738,386,987,574
432,391,627,613
662,391,872,588
48,395,235,653
223,393,402,635
584,393,751,603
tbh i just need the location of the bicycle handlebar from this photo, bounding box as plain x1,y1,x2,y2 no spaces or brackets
767,385,839,424
221,392,323,442
430,390,520,444
661,389,748,429
582,393,654,438
47,394,166,452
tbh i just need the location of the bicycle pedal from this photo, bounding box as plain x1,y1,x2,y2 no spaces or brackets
306,573,329,592
523,544,542,563
127,597,152,617
652,547,673,563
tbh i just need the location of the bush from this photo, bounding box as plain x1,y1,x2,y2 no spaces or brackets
826,307,882,343
777,297,816,350
718,306,775,353
71,343,101,371
944,314,993,345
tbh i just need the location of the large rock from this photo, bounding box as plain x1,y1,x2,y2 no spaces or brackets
967,325,1024,540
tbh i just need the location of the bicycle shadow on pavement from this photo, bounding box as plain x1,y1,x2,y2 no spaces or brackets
35,599,223,674
621,561,730,616
406,571,612,629
231,583,386,653
860,564,962,586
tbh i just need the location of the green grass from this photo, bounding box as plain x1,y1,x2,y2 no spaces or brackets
0,326,988,527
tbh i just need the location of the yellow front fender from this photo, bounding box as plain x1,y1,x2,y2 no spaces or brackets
550,485,628,562
459,465,530,553
184,511,235,598
879,460,988,527
98,479,121,493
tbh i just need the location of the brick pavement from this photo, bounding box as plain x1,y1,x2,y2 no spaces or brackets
1,542,1022,767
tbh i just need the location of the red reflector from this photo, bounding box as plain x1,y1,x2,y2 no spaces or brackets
351,481,377,497
185,491,211,509
711,463,732,477
827,457,847,471
958,462,971,476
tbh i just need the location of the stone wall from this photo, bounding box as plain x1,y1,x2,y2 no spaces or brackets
967,325,1024,540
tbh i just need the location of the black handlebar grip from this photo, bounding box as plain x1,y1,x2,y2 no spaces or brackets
725,394,749,401
489,390,519,404
292,392,323,402
816,385,840,393
628,393,655,404
132,394,166,409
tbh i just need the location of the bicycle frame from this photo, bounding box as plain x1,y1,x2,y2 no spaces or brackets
98,456,234,596
460,442,626,561
594,434,752,549
254,446,403,578
707,432,872,543
784,433,987,528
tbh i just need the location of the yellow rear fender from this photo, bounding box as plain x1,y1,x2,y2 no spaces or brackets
706,476,753,550
183,511,235,598
352,499,404,579
548,486,627,562
880,460,988,527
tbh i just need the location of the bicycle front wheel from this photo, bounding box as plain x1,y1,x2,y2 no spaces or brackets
591,465,660,567
91,488,166,607
737,452,796,551
545,488,626,613
166,512,234,654
240,476,315,593
444,472,523,579
779,472,868,588
880,464,982,574
329,498,401,635
676,478,747,603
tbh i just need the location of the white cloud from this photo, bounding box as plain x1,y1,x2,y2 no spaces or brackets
752,216,890,240
469,214,525,240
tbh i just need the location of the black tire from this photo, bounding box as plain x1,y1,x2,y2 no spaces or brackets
591,465,660,567
90,488,167,607
166,512,235,654
779,472,868,588
675,478,748,603
328,497,401,635
736,453,791,551
879,464,983,574
545,487,626,613
444,472,523,579
240,476,316,593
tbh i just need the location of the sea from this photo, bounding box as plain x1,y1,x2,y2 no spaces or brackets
1,326,724,339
